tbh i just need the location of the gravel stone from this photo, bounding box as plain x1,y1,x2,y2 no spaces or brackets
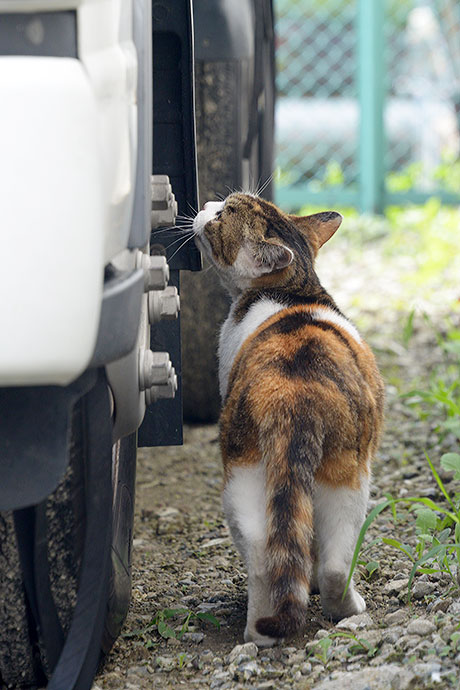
384,610,408,625
313,664,416,689
335,612,374,631
447,600,460,615
226,642,258,664
182,632,205,643
411,580,436,599
234,659,261,681
155,655,176,671
155,507,185,535
406,618,436,636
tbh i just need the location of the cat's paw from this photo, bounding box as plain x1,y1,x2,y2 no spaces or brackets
244,624,278,648
323,590,366,621
320,570,366,621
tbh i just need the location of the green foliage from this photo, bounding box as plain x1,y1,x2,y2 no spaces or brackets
307,636,333,664
386,163,423,193
345,318,460,601
402,310,416,349
434,152,460,194
307,631,380,666
386,156,460,195
331,631,380,658
122,606,220,647
298,198,460,312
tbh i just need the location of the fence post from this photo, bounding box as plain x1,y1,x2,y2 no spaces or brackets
357,0,385,214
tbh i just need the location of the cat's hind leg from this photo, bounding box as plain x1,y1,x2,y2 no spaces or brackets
313,473,369,621
222,463,277,647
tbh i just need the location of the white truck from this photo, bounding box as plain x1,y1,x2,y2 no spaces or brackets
0,1,275,687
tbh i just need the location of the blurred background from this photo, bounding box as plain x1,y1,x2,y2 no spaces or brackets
182,0,460,423
274,0,460,212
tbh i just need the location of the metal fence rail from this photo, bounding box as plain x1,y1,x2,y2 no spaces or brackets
274,0,460,212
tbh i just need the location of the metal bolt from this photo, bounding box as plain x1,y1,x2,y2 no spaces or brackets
148,286,180,323
139,349,173,391
136,252,170,291
151,174,178,229
145,367,178,405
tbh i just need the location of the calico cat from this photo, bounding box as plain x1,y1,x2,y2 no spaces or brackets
193,194,384,647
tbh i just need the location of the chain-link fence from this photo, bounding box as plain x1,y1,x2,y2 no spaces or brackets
274,0,460,211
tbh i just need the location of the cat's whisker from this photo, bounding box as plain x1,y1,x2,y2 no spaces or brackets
185,202,199,216
256,171,275,197
198,263,214,275
150,225,178,236
167,233,196,262
163,232,195,251
175,224,195,232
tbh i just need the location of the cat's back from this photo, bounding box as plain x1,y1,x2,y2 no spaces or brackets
220,300,384,482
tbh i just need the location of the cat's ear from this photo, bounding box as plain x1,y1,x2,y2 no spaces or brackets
254,240,294,274
292,211,342,250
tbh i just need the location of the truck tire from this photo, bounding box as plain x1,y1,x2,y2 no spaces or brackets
181,12,276,422
0,378,136,688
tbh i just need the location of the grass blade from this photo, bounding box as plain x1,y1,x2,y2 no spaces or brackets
424,452,456,512
343,499,393,599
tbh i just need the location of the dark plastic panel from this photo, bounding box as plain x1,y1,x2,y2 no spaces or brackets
138,0,200,447
0,372,96,511
0,12,77,57
90,268,144,368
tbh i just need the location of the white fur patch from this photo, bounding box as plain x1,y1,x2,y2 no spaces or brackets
313,475,369,572
193,201,225,235
223,463,277,647
313,476,369,618
233,246,260,279
219,298,285,399
310,307,361,344
223,463,267,545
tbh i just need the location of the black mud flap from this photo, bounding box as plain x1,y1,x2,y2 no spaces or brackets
0,371,95,511
138,0,201,448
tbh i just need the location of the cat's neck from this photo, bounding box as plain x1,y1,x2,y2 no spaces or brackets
232,285,340,323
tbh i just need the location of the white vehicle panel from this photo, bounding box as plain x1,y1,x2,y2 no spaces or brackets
0,58,104,385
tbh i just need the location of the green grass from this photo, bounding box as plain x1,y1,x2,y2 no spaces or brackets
307,630,380,666
122,606,220,648
296,197,460,321
345,317,460,602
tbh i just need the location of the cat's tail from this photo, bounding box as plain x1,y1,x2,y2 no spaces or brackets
256,431,319,640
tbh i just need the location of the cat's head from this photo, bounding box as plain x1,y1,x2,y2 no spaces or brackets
193,193,342,294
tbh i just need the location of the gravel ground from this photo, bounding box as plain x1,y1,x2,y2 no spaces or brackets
95,229,460,690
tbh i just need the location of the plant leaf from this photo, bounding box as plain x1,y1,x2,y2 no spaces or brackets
381,537,414,561
442,419,460,440
196,612,221,628
157,620,176,639
441,453,460,480
415,508,438,533
365,560,379,577
162,608,189,619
